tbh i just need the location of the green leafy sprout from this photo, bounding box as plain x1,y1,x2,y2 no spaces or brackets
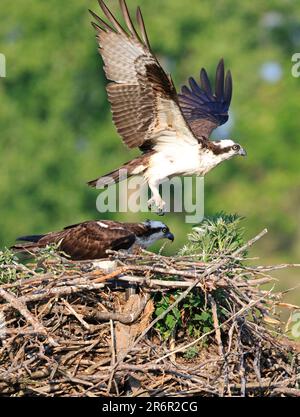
179,213,246,262
153,214,246,345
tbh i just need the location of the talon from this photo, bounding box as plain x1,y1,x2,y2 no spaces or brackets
147,197,156,210
147,197,166,215
156,201,166,215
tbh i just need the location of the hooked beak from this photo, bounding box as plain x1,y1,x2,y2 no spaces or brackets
239,148,247,157
165,232,174,242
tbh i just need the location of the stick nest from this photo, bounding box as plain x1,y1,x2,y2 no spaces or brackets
0,217,299,397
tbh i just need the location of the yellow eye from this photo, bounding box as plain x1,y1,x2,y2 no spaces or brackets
162,227,167,233
233,144,240,151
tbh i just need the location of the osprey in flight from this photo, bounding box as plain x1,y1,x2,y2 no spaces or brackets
88,0,246,213
12,220,174,261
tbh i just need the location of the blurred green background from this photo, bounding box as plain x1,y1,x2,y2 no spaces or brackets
0,0,299,301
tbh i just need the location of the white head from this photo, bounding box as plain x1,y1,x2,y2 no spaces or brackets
198,139,247,175
211,139,247,160
136,220,174,248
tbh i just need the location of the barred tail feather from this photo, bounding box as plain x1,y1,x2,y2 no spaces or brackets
10,243,41,254
16,234,44,243
10,234,44,253
87,167,129,188
87,156,149,189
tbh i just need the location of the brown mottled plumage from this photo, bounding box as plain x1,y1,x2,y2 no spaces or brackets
11,220,174,261
89,0,185,151
87,1,246,214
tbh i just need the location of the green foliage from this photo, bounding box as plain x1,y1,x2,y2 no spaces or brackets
153,288,228,341
153,214,246,341
182,292,214,339
0,244,67,285
0,249,19,283
30,243,69,274
154,292,182,339
180,213,245,261
183,346,199,360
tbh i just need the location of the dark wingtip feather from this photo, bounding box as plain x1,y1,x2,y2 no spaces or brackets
178,59,233,135
215,59,225,100
98,0,127,35
90,21,101,32
224,70,232,105
218,57,225,71
181,85,190,95
89,9,114,32
136,6,151,50
119,0,138,38
188,77,202,94
200,68,212,96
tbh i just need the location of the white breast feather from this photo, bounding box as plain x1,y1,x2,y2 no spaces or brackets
146,136,236,181
146,134,200,181
135,233,162,249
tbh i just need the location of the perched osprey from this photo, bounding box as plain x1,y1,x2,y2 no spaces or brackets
12,220,174,261
88,0,246,213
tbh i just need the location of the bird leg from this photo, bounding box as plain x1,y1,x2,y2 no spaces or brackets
148,181,166,215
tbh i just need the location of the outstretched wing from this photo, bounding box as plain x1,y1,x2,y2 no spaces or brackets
178,59,232,139
90,0,196,150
